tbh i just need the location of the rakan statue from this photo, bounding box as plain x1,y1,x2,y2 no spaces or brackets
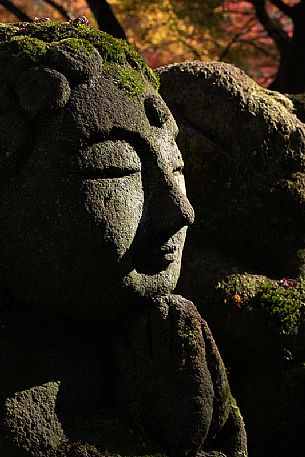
0,20,247,457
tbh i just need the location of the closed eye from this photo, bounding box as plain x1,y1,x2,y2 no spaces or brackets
80,166,139,180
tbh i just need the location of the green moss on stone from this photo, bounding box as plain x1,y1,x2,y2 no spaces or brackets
218,274,274,303
0,21,159,92
229,394,243,421
255,280,304,336
50,37,95,56
219,273,305,336
178,318,201,353
115,66,146,96
1,35,47,62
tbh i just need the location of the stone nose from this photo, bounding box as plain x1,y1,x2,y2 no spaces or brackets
130,166,195,273
149,172,195,237
165,178,194,227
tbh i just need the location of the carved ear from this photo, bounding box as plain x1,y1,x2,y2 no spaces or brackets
15,66,71,118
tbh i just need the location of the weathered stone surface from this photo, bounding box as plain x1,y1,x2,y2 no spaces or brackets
158,61,305,278
112,295,246,457
4,382,65,455
0,25,246,457
45,39,103,84
16,66,71,117
158,61,305,457
113,294,213,457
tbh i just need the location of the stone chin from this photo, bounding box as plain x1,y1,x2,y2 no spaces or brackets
122,227,187,297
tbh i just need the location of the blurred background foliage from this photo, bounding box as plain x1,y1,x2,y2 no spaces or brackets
0,0,303,92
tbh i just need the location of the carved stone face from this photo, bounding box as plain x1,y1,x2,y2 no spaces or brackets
0,71,194,320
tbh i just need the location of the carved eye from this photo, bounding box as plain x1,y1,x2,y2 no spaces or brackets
80,166,139,180
77,139,141,180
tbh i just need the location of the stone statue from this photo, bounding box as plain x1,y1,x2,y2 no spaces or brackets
0,22,247,457
158,61,305,457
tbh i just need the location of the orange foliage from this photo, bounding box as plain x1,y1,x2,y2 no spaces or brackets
110,0,223,68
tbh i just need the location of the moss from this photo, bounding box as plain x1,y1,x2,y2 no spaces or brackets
0,35,47,62
0,23,20,43
254,280,304,336
50,37,95,56
217,274,274,303
219,273,305,336
229,394,243,421
124,44,159,91
220,382,232,411
0,21,159,92
178,317,201,352
115,66,146,96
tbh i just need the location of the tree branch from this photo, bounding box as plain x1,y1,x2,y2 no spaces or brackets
249,0,291,51
239,39,277,56
0,0,31,21
268,0,293,17
178,37,202,59
222,9,253,15
220,17,257,60
41,0,73,20
85,0,127,39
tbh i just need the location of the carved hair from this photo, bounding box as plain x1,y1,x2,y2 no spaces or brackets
0,20,159,176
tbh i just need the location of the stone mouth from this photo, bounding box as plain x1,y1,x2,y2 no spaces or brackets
133,241,179,275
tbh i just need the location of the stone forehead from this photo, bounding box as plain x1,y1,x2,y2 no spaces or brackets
32,76,177,173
